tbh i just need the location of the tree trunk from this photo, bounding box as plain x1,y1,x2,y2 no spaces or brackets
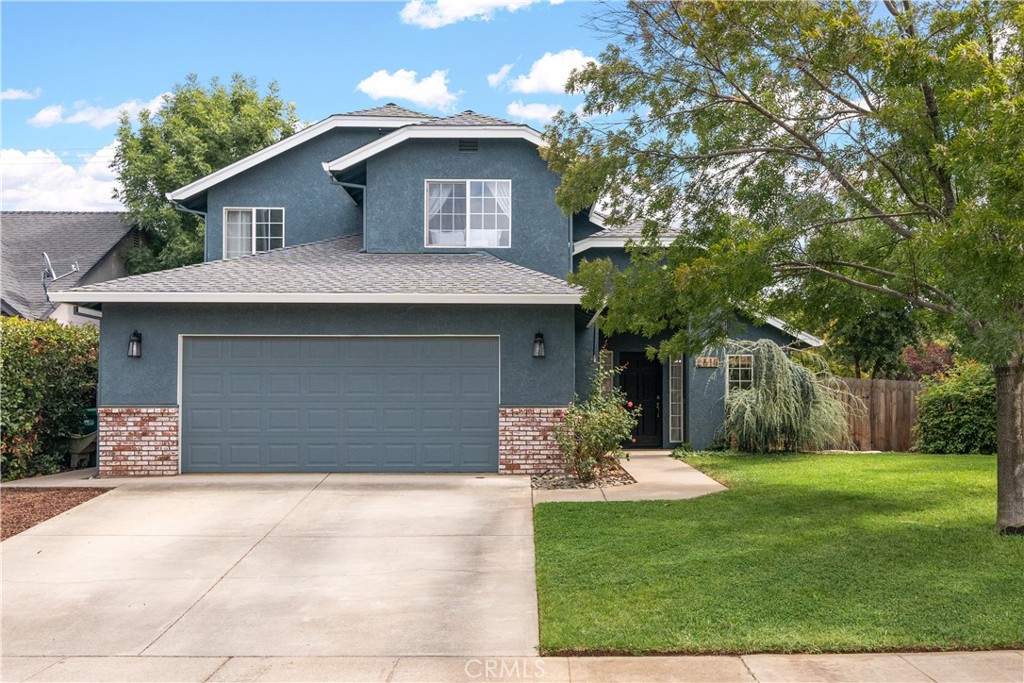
996,358,1024,534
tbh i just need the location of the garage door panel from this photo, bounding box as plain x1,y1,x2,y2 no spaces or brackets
182,337,499,473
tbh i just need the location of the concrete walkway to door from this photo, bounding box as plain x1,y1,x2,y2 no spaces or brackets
1,473,538,662
533,450,727,503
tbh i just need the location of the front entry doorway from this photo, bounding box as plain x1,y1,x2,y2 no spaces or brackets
619,351,662,448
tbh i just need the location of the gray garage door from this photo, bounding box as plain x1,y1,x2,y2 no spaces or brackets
181,336,499,473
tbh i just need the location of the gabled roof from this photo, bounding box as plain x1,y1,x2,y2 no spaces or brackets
1,211,135,319
49,236,581,305
324,110,544,174
340,103,438,119
167,106,434,204
419,110,518,126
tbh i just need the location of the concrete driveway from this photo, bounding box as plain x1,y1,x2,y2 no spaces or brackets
1,474,538,660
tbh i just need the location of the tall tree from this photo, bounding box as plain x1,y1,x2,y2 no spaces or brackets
112,74,298,273
545,1,1024,531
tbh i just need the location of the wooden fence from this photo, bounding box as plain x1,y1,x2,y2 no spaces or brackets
840,378,922,452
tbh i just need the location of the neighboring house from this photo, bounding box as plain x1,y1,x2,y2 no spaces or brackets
50,103,820,476
1,211,138,326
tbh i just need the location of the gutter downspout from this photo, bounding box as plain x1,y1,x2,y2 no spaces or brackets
168,197,209,260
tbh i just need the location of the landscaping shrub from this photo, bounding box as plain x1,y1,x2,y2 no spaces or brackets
1,318,98,481
722,339,852,452
553,365,638,481
914,359,997,454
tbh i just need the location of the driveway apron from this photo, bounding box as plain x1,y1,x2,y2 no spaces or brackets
0,473,538,658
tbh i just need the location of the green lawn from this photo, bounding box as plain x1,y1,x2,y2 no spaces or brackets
534,453,1024,655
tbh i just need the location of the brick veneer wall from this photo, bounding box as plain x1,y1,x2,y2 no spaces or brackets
98,407,179,476
498,407,567,474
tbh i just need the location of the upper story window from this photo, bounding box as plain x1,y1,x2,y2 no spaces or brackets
224,208,284,259
726,354,754,393
425,180,510,248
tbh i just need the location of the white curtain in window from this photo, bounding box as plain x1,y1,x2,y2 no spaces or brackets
225,210,253,259
428,183,453,221
491,181,511,217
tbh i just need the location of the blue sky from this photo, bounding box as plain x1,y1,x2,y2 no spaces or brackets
1,1,607,210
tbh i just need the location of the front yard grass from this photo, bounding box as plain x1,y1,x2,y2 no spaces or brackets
533,453,1024,655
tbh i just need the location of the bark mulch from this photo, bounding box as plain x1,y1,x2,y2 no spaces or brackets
1,487,110,541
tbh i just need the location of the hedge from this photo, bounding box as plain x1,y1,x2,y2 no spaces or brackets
914,359,997,455
1,317,99,481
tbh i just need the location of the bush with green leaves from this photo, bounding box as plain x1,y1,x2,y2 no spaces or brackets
914,360,997,455
722,339,852,452
1,318,98,481
553,365,639,481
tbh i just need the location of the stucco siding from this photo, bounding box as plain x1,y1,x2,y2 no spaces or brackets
98,302,576,409
205,128,382,260
363,138,572,279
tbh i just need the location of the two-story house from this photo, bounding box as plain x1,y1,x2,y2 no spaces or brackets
50,104,818,476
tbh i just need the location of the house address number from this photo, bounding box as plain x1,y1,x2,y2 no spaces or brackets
694,356,719,368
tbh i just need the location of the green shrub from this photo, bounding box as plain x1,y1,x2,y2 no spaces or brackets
914,360,997,454
1,318,98,481
722,339,852,452
553,365,639,481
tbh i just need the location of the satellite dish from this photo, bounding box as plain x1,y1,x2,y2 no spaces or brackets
41,253,81,303
42,252,57,281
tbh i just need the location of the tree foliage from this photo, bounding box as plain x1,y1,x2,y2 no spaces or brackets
1,318,99,481
544,0,1024,528
547,1,1023,366
112,74,298,273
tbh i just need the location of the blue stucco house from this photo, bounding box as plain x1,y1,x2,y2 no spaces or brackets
51,104,819,476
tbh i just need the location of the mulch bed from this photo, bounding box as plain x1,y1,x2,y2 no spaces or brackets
532,459,636,490
1,487,110,541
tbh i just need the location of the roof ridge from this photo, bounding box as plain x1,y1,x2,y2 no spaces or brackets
1,210,127,215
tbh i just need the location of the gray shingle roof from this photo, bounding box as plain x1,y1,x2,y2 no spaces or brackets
1,211,134,319
591,222,682,239
421,110,523,127
340,103,437,119
53,236,579,303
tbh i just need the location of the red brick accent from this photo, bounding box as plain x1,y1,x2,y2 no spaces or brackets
98,407,179,476
498,407,566,474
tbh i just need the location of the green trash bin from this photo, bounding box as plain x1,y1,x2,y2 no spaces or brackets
82,408,98,433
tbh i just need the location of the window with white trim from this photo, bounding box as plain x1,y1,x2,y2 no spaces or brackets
224,208,284,259
669,356,684,442
426,180,510,248
726,354,754,393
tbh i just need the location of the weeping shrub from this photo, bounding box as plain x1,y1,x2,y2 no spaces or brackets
721,339,852,452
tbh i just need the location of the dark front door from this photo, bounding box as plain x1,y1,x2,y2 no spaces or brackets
619,352,662,448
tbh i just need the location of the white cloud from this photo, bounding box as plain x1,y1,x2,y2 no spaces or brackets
26,93,167,129
28,104,65,128
400,0,552,28
1,87,42,101
0,142,123,211
506,101,562,123
356,69,460,112
487,63,514,88
510,49,596,94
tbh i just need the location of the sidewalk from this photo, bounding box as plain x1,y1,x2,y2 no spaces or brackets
3,651,1021,682
533,450,727,503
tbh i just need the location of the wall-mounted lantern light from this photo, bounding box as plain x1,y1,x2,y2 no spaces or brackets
127,330,142,358
532,332,546,359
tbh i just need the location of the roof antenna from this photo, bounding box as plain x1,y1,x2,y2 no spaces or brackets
41,252,79,303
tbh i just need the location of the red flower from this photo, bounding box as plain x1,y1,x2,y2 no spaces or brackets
631,437,637,443
627,401,634,408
